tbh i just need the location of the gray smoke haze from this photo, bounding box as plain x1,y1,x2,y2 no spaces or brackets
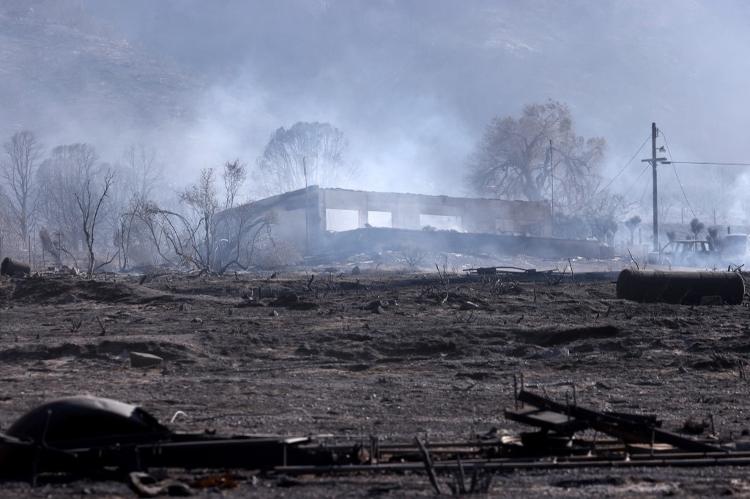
3,0,750,220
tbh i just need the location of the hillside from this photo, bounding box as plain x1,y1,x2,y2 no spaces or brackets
0,1,196,143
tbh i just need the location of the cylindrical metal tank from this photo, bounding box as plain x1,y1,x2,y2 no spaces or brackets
0,257,30,277
616,269,745,305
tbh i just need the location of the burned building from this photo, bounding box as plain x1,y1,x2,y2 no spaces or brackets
217,186,611,261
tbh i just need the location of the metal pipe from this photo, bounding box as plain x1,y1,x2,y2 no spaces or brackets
274,454,750,475
0,257,30,277
616,269,745,305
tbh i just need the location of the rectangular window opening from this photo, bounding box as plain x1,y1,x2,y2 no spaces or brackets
419,214,462,231
325,209,359,231
367,210,392,228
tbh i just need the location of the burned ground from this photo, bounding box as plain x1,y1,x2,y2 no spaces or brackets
1,268,750,496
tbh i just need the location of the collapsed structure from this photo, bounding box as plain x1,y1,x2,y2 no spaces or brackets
217,186,612,261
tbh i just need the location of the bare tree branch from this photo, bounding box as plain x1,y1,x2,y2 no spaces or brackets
256,122,353,195
74,168,114,276
1,130,41,243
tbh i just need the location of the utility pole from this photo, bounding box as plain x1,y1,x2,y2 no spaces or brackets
642,122,667,253
549,139,554,223
651,122,658,252
303,156,309,254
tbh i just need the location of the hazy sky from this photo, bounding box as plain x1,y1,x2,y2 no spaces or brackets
8,1,750,214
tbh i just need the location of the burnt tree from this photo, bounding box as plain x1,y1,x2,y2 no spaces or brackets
1,130,41,244
467,100,605,214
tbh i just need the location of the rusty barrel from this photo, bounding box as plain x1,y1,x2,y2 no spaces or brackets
616,269,745,305
0,257,30,277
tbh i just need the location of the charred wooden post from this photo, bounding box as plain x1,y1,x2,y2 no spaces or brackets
0,257,30,277
616,269,745,305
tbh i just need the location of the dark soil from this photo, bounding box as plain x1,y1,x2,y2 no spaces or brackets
2,269,750,497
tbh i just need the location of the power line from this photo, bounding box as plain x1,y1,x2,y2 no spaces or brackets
599,134,651,194
659,130,697,219
665,160,750,167
631,162,650,188
660,128,674,161
672,164,697,219
618,161,650,204
634,163,652,204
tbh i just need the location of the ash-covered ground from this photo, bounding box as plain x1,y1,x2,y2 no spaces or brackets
1,262,750,497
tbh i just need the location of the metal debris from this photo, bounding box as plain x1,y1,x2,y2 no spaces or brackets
2,390,750,490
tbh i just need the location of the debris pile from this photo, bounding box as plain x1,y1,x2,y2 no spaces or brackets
4,388,750,492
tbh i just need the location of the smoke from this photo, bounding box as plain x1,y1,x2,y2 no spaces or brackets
3,0,750,220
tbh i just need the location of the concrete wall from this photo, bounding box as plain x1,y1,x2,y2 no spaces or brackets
317,188,552,237
213,188,314,257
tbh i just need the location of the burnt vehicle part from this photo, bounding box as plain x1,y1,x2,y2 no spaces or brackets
7,396,169,447
616,269,745,305
722,233,748,260
0,396,344,480
0,396,170,478
662,239,719,267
